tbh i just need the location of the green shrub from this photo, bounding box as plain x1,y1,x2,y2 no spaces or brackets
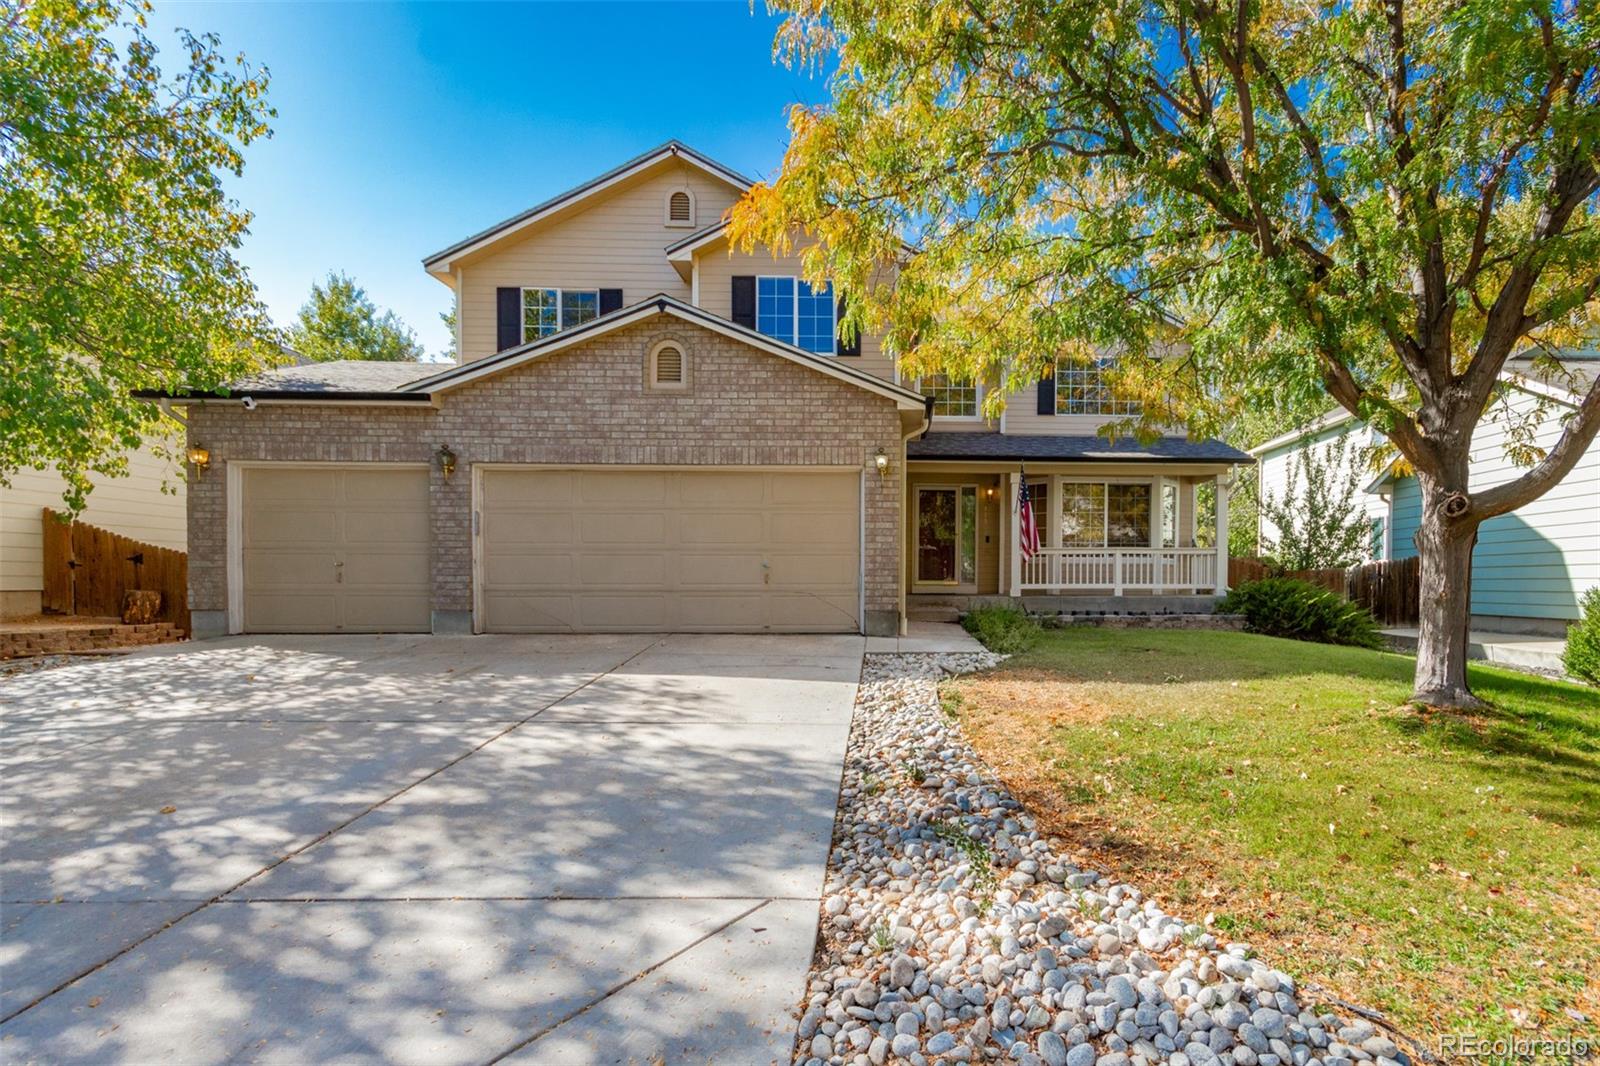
960,604,1041,654
1218,577,1383,649
1563,587,1600,686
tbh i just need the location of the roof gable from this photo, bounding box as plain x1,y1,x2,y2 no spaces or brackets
423,142,752,275
401,294,927,410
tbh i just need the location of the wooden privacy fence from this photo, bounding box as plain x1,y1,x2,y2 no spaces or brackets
41,509,189,633
1228,555,1420,625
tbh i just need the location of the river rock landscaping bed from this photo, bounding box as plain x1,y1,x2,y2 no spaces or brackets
794,652,1411,1066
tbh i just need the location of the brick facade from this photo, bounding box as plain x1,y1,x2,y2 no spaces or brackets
186,316,906,635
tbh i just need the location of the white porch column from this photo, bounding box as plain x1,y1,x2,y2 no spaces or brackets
1214,473,1230,593
1008,470,1022,596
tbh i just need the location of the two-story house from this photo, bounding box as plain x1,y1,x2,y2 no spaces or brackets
143,142,1249,639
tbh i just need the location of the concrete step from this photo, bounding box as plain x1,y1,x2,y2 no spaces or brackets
907,605,961,623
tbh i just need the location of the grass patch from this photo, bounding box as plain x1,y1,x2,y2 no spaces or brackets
961,604,1041,654
950,627,1600,1056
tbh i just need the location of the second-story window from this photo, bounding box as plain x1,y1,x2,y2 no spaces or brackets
1055,357,1142,416
922,374,981,418
523,288,599,341
757,276,835,354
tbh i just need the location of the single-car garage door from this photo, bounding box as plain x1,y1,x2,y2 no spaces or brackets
240,466,430,633
479,468,860,633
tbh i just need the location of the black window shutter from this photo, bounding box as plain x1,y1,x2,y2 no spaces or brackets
496,288,521,350
835,294,861,357
1036,372,1056,415
731,276,756,328
598,288,623,315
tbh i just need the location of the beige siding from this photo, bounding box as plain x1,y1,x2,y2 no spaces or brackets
696,241,898,382
457,162,742,362
1,436,186,611
999,381,1129,436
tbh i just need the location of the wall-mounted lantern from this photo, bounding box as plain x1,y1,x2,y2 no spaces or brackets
437,443,458,480
187,445,211,477
873,447,889,478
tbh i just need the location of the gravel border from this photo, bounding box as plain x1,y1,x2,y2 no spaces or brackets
793,653,1412,1066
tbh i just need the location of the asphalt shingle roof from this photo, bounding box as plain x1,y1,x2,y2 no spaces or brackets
227,361,435,393
907,431,1252,464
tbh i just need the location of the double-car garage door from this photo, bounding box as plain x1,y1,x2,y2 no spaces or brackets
238,465,861,634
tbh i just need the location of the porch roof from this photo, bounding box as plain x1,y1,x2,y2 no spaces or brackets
906,432,1252,464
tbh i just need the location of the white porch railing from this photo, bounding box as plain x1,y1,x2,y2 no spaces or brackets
1019,548,1220,593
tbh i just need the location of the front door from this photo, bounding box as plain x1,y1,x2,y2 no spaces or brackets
915,486,977,586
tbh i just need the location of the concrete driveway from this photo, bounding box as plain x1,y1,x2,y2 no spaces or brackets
0,633,863,1064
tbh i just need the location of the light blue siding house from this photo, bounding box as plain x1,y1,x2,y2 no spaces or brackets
1250,359,1598,637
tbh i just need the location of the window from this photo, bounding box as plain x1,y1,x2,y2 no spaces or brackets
756,276,836,354
1059,482,1152,547
665,189,695,227
522,288,598,341
1055,357,1142,416
649,340,685,390
1161,482,1179,548
922,374,981,418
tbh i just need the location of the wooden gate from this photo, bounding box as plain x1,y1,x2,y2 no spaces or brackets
41,509,190,633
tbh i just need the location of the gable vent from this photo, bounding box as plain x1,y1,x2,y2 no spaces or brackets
652,343,685,387
668,190,693,224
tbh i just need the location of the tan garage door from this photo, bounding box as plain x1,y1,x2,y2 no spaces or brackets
240,466,430,633
479,468,860,633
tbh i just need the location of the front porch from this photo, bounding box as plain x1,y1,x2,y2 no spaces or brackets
902,441,1241,604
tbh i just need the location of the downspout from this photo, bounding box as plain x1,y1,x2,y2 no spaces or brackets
155,397,189,427
897,397,935,635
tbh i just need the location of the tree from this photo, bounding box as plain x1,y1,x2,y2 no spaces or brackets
439,306,458,362
732,0,1600,708
1,0,277,512
286,272,423,362
1258,433,1377,570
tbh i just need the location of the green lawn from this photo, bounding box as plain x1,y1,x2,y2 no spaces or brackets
950,628,1599,1058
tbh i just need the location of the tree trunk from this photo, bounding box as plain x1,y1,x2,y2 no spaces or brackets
1411,477,1483,709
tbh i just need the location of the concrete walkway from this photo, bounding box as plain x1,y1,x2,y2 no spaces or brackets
865,620,986,654
0,633,865,1065
1382,626,1568,674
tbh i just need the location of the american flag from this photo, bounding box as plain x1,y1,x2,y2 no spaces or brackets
1017,474,1041,561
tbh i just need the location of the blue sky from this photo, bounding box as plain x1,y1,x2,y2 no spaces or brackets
142,2,829,357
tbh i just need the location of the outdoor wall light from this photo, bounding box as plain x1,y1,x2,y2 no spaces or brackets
437,443,458,480
186,445,211,476
873,448,889,477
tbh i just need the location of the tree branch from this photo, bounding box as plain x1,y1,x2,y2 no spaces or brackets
1471,377,1600,519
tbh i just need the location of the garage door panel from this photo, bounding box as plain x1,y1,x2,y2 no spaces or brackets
341,594,431,631
244,593,339,633
488,470,576,506
581,472,666,504
679,473,766,505
772,474,857,506
483,512,573,546
241,467,429,634
769,511,852,545
342,510,430,545
479,468,860,634
675,553,766,586
579,513,668,544
677,513,766,544
484,553,577,587
246,510,339,547
248,469,337,502
579,553,668,587
578,595,670,630
241,550,338,588
343,469,429,505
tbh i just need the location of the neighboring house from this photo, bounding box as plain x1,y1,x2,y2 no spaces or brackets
1251,355,1599,636
0,438,187,619
140,141,1249,639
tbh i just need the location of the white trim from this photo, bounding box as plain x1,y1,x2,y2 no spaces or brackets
917,375,984,421
690,258,700,306
425,142,750,272
225,460,432,637
665,221,734,262
401,295,927,410
859,469,867,632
